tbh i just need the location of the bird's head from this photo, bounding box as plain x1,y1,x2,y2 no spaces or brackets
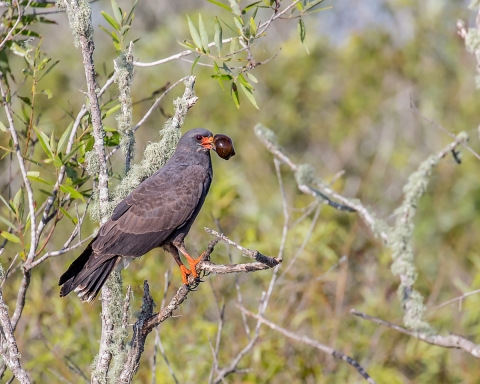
179,128,235,160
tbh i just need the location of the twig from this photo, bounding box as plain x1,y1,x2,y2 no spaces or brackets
350,309,480,358
204,228,282,266
0,0,33,51
133,39,233,67
240,307,376,384
142,238,280,334
433,288,480,310
155,329,178,384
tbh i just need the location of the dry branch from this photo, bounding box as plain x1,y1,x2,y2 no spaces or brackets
240,307,376,384
350,309,480,358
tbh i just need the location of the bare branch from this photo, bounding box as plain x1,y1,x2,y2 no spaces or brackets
0,289,30,383
350,309,480,359
240,307,376,384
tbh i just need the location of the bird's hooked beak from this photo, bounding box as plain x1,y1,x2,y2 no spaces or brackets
200,136,216,151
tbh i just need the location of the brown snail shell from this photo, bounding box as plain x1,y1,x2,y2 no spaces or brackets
214,134,235,160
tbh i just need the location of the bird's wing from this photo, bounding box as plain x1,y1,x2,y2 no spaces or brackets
92,164,211,257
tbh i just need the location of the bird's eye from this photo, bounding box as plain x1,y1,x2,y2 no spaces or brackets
195,134,203,141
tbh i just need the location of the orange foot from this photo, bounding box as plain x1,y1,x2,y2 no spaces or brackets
179,265,192,285
184,252,206,280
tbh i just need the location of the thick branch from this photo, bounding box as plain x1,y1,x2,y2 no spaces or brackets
0,289,30,383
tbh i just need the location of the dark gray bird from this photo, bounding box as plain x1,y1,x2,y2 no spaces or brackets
59,128,223,302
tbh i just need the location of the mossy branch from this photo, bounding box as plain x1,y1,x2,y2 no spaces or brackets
255,123,479,356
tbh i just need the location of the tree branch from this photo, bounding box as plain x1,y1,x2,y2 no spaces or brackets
0,288,30,383
240,307,376,384
350,309,480,359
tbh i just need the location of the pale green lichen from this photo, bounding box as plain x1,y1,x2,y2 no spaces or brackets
388,154,440,334
61,0,94,48
295,163,317,186
254,123,281,151
85,150,101,176
465,28,480,54
114,50,135,171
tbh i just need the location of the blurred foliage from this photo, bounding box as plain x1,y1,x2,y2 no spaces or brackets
1,0,480,383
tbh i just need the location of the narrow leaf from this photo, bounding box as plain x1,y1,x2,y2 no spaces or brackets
229,0,242,16
60,207,78,225
0,216,16,230
298,18,306,43
207,0,232,11
0,231,20,243
60,185,86,202
231,82,240,109
214,17,222,55
33,125,53,159
58,122,73,154
304,0,326,12
187,16,203,51
0,121,6,132
27,175,54,186
191,56,201,75
246,72,258,83
101,11,121,31
111,0,123,24
239,83,259,109
198,14,209,52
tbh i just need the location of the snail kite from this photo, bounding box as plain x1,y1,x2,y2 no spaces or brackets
59,128,233,302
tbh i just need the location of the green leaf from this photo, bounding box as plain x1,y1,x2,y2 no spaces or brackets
231,82,240,108
42,89,52,99
238,73,254,90
49,128,56,154
125,0,139,25
33,125,53,159
111,0,123,24
242,1,262,14
26,171,40,177
58,122,73,154
60,185,85,202
298,19,306,43
0,216,16,230
178,40,197,51
99,25,121,43
0,194,15,214
103,104,121,118
0,231,20,243
101,11,121,31
230,37,238,54
18,95,31,107
233,16,244,33
187,15,203,51
239,82,259,109
191,56,201,75
27,175,54,186
0,121,6,132
214,17,222,55
207,0,232,11
53,155,63,168
38,60,59,82
213,61,221,75
198,14,209,52
246,72,258,83
60,207,78,225
304,0,326,12
249,17,257,36
229,0,242,16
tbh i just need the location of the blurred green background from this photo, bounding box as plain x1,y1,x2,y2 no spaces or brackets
2,0,480,382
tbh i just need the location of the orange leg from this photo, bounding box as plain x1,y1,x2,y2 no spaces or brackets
176,244,205,280
179,265,192,285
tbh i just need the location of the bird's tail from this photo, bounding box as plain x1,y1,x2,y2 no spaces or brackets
59,239,120,303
